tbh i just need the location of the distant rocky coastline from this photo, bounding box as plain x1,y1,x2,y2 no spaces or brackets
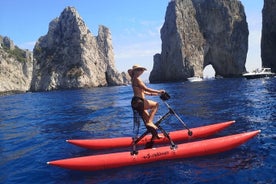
0,36,33,94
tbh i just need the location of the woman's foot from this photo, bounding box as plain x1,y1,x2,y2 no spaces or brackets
145,125,163,140
151,135,164,141
147,122,158,130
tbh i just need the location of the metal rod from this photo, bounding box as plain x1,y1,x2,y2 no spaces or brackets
163,101,192,134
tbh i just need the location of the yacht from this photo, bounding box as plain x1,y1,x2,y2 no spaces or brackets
243,68,276,79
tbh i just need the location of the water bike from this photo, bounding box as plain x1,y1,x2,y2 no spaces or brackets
47,92,260,171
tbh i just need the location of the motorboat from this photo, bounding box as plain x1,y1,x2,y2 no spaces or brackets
243,68,275,79
187,76,203,82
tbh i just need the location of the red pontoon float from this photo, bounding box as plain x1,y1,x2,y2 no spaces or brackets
67,121,235,150
47,130,260,171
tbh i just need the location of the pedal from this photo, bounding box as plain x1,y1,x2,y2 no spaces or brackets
144,141,154,149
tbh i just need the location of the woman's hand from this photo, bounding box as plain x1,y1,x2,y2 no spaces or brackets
158,90,165,94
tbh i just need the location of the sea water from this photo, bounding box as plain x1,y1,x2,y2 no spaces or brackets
0,78,275,184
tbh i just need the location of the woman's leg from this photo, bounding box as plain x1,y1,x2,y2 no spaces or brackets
144,99,159,129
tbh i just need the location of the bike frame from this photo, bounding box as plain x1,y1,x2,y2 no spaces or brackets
131,98,192,155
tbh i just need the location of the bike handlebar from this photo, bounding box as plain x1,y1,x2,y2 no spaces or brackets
160,92,170,101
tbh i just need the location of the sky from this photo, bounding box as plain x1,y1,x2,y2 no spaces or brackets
0,0,264,78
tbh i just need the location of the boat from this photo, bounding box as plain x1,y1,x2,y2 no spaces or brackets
243,68,276,79
67,121,235,150
47,130,260,171
187,76,203,82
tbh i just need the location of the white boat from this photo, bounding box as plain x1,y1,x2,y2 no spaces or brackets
243,68,276,79
187,76,203,82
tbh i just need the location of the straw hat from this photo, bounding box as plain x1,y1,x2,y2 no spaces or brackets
128,64,147,77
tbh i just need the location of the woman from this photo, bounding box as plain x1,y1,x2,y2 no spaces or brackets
128,64,165,140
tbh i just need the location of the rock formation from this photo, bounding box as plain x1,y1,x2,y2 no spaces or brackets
261,0,276,72
150,0,248,83
31,6,128,91
0,36,33,94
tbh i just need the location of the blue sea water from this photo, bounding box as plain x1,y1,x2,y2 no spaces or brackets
0,78,275,184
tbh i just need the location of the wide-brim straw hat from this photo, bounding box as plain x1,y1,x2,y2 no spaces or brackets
128,64,147,77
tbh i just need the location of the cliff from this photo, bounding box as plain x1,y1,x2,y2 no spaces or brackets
31,6,128,91
261,0,276,72
150,0,248,83
0,36,33,94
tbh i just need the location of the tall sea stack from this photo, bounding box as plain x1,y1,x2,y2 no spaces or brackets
31,7,127,91
150,0,248,83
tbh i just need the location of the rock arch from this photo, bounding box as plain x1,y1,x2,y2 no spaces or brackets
149,0,248,83
203,64,215,78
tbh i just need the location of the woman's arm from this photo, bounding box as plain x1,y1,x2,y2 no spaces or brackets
137,79,165,95
144,91,159,96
